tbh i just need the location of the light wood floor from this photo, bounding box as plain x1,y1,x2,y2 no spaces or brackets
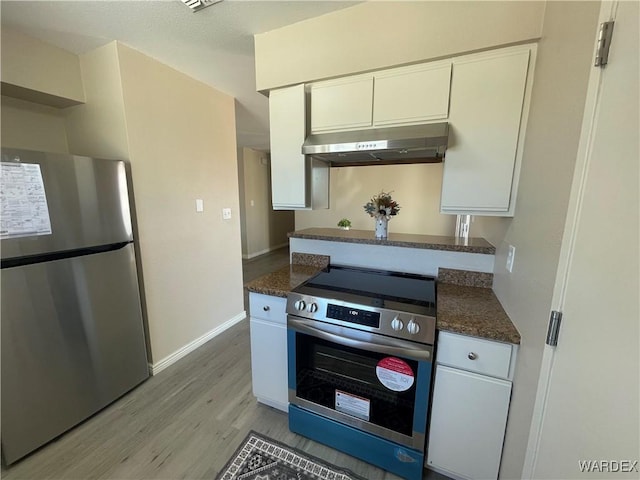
2,247,449,480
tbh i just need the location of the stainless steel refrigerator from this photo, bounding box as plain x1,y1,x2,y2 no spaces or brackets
1,148,150,464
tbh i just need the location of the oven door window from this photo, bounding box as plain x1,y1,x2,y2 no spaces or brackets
294,332,418,437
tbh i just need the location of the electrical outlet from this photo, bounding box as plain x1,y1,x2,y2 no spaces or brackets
506,245,516,272
222,208,232,220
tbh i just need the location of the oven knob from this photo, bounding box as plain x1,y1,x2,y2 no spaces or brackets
307,302,318,313
294,300,306,311
391,316,404,331
407,319,420,335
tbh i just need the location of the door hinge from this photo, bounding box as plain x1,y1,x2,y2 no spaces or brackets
594,21,615,67
546,310,563,347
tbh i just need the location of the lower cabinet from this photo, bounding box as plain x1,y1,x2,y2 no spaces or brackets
249,292,289,412
427,365,511,479
427,332,516,480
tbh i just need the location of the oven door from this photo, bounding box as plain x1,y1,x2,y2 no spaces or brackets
287,316,433,451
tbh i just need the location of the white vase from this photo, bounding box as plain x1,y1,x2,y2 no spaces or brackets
375,216,388,239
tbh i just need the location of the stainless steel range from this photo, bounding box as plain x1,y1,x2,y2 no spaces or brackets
286,265,436,480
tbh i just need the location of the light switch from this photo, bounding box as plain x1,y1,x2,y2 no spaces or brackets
250,200,255,207
222,208,232,220
196,199,204,212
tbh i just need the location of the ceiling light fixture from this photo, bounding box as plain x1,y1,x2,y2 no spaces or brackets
181,0,223,13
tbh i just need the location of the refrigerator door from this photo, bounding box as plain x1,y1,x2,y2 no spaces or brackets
1,243,149,464
1,148,134,261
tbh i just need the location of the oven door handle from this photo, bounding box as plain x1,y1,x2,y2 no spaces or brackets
288,317,432,362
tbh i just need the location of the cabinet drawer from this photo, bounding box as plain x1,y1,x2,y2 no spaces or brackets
437,332,512,379
249,293,287,324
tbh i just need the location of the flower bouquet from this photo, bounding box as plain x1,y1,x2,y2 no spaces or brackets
363,191,400,239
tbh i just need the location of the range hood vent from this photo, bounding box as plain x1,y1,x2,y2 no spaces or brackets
302,123,448,167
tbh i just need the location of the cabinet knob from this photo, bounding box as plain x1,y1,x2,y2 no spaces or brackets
263,306,270,311
468,352,478,360
407,319,420,335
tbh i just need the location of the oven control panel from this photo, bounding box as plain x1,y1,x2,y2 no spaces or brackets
287,293,436,345
326,304,380,328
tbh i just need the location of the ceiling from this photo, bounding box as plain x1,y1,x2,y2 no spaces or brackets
1,0,359,151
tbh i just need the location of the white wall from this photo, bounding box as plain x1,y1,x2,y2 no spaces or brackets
473,2,600,478
116,43,244,365
1,96,69,153
295,163,456,236
239,147,294,258
290,237,494,276
65,43,130,161
1,27,84,106
255,1,545,91
237,148,249,256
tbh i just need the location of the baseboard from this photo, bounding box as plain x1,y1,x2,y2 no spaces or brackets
242,242,288,260
149,311,247,375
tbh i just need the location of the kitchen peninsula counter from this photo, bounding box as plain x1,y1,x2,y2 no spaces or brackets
289,228,496,255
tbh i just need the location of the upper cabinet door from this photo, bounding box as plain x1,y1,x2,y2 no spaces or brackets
270,84,308,209
373,62,452,126
440,47,533,215
310,76,374,132
270,84,329,210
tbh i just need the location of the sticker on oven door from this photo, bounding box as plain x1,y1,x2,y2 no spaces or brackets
335,390,370,421
376,357,415,392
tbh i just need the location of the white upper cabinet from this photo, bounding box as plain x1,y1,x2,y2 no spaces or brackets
310,63,452,133
269,45,534,213
270,84,329,210
373,62,452,126
310,76,374,132
440,45,535,216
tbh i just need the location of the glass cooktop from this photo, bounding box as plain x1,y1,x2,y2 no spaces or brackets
296,265,436,316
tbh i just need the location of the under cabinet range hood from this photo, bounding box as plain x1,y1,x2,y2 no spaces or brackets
301,122,449,166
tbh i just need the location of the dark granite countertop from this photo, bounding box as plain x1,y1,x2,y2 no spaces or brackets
245,264,323,298
288,228,495,255
437,283,521,344
245,262,520,345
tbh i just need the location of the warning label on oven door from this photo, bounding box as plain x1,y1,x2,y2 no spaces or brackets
376,357,415,392
335,390,370,422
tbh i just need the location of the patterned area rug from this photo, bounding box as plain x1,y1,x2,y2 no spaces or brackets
216,431,366,480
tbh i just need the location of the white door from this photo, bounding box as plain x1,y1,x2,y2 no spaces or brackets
524,2,639,478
